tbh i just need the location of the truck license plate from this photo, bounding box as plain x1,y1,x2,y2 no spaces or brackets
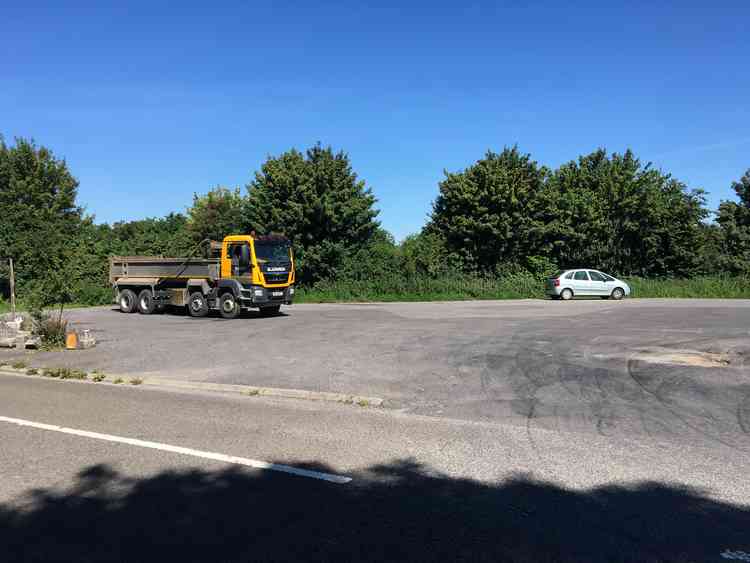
272,291,284,297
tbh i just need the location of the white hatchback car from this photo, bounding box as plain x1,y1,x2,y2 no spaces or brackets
546,269,631,300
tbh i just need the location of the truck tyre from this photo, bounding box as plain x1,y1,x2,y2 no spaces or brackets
188,291,209,318
260,305,281,317
137,289,157,315
219,293,241,319
118,289,137,313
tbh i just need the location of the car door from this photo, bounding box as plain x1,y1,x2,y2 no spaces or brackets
587,271,608,295
572,270,592,295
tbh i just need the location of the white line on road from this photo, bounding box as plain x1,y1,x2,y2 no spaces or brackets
0,415,351,484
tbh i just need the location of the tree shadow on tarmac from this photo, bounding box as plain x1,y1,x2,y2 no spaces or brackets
0,459,747,563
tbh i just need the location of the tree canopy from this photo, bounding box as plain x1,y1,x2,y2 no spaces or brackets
429,147,549,271
244,145,380,283
544,149,708,276
716,169,750,274
0,137,83,291
187,187,245,244
1,137,747,309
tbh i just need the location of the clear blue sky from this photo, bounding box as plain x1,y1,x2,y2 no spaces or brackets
2,1,749,240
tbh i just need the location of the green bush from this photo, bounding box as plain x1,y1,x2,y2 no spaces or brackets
32,312,68,349
296,273,750,303
297,272,543,303
628,276,750,298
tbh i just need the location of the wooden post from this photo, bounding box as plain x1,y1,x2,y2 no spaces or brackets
8,258,16,318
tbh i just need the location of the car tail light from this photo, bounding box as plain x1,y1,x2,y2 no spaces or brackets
553,279,560,287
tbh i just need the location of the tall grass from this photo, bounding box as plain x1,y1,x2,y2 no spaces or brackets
297,273,544,302
297,274,750,303
3,275,748,310
628,276,750,298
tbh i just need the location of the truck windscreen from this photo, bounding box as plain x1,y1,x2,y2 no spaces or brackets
254,241,291,263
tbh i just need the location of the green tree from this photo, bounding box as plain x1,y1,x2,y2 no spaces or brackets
400,231,462,277
336,228,403,282
108,213,193,257
428,146,550,272
244,145,380,283
186,186,245,243
545,149,707,276
0,137,83,295
716,169,750,274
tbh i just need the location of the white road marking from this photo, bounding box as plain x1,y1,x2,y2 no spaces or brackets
0,415,351,484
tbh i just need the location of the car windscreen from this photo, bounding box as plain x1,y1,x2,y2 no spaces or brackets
254,241,291,263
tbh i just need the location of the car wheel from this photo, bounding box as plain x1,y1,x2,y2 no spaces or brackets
219,293,241,319
118,289,137,313
137,289,157,315
560,288,573,301
188,291,209,318
611,287,625,300
260,305,281,317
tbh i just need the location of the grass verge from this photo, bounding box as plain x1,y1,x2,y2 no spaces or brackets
296,275,750,302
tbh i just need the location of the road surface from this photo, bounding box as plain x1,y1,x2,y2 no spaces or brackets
0,375,749,562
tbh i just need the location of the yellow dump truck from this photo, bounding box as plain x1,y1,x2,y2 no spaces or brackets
109,234,295,319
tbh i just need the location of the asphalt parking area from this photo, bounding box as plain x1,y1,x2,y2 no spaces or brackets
3,299,749,448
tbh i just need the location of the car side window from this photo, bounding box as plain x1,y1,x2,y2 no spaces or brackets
588,271,605,282
601,273,615,282
564,271,575,279
573,271,589,281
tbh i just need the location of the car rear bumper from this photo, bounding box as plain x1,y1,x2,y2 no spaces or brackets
545,285,563,297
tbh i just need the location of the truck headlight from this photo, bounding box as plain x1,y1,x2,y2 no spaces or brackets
254,288,264,297
289,287,295,295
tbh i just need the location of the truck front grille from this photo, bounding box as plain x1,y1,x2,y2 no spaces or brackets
263,273,289,284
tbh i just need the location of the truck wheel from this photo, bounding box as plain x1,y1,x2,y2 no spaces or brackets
219,293,241,319
188,291,209,318
260,305,281,317
137,289,157,315
118,289,137,313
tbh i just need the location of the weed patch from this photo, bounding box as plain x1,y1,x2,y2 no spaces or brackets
129,378,143,386
11,360,27,369
91,370,106,382
25,368,38,375
113,377,124,384
31,312,68,349
67,369,88,380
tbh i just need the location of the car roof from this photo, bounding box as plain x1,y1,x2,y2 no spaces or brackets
562,269,611,275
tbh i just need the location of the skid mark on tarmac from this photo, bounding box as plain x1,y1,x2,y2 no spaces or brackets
0,415,351,484
624,359,749,453
475,327,750,454
739,391,750,435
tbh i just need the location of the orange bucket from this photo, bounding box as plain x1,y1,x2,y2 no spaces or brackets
65,331,79,350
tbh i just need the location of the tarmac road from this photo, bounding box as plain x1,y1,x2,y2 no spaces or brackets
0,375,748,562
2,299,750,561
4,299,749,451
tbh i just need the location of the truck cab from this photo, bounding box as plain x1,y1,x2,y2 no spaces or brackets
219,235,296,314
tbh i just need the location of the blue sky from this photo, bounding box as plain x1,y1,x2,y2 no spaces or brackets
2,1,749,240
